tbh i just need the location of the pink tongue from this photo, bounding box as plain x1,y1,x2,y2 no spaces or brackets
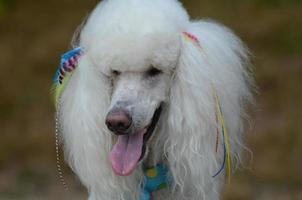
110,130,145,176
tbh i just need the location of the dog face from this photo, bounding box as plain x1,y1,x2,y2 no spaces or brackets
99,34,180,176
105,66,175,176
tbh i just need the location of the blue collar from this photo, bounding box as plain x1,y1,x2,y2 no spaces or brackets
140,164,171,200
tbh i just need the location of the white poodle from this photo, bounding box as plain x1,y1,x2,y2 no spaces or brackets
53,0,254,199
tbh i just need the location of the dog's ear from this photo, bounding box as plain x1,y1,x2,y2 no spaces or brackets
59,53,145,199
165,20,253,197
59,53,114,188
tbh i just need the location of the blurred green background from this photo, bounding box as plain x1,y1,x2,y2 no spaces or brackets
0,0,302,199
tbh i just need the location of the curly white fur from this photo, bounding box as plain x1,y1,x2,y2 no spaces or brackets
58,0,254,199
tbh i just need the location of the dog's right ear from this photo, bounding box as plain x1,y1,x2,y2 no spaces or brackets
165,21,253,196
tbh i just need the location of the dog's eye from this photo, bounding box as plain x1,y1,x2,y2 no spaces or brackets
112,70,121,76
146,67,162,77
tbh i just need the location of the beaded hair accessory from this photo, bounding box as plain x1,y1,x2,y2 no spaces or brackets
53,47,82,106
52,47,82,190
183,32,232,182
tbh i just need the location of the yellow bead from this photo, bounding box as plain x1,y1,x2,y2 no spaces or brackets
146,169,158,178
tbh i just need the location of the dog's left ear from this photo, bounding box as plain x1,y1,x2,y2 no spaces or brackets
165,20,254,196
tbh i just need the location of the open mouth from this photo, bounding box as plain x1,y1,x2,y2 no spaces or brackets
110,105,162,176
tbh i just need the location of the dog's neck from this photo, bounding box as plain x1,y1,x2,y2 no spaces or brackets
140,164,170,200
143,137,165,168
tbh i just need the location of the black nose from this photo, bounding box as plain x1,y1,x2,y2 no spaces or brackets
105,109,132,134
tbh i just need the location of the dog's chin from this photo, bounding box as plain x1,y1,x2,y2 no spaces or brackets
110,105,163,176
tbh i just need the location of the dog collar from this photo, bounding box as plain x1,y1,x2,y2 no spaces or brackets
140,164,171,200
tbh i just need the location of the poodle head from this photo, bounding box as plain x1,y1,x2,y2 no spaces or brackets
70,0,190,176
